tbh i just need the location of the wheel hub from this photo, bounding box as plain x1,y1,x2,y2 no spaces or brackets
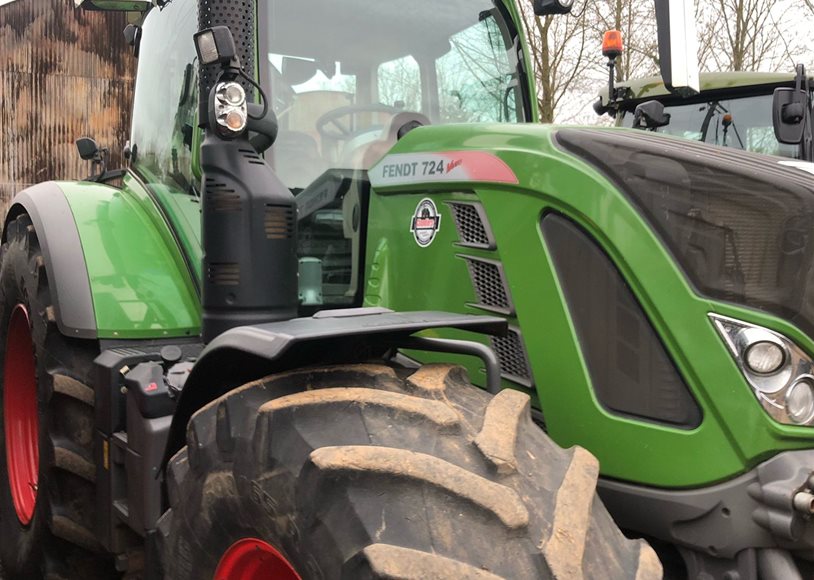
3,304,39,525
214,538,301,580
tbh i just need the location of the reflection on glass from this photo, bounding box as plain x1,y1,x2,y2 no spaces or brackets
620,94,805,159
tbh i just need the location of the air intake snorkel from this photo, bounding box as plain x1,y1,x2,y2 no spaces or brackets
194,17,298,343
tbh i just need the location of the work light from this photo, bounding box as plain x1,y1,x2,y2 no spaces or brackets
711,313,814,427
213,81,248,137
194,26,237,66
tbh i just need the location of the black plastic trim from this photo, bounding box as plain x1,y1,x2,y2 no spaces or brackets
161,309,507,467
4,183,97,338
457,254,515,316
598,449,814,570
446,201,497,251
542,212,702,428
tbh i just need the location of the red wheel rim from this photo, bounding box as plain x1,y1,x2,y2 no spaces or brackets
214,538,301,580
3,304,39,525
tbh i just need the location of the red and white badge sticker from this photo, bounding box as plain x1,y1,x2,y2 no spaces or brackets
370,151,519,188
410,198,441,247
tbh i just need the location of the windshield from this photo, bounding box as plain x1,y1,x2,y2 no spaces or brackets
261,0,525,190
620,93,804,159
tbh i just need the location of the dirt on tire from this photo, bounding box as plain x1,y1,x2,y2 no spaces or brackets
161,362,662,579
0,214,113,579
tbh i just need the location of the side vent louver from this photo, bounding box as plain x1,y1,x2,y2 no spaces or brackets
206,177,241,212
491,327,535,388
447,202,495,250
459,255,514,315
207,263,240,286
264,205,295,240
239,148,265,165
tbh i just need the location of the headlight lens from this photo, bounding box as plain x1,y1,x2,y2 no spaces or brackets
213,81,248,137
787,380,814,424
744,341,786,375
711,314,814,427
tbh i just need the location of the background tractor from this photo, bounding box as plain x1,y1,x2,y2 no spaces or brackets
0,0,659,578
594,32,814,162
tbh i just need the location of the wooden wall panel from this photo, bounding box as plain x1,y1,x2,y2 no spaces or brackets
0,0,134,212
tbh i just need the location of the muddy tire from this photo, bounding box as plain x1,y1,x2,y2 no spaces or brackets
0,214,112,579
162,363,662,579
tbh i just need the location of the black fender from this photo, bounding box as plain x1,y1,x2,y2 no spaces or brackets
4,183,97,339
162,308,507,465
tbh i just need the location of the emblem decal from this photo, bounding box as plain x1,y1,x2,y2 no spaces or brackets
410,198,441,247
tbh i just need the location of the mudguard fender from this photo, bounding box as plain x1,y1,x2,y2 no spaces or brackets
4,182,98,338
162,308,507,466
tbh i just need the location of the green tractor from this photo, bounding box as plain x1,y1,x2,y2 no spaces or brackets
594,36,813,162
1,0,814,579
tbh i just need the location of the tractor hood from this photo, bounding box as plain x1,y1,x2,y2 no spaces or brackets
366,123,814,487
371,124,814,339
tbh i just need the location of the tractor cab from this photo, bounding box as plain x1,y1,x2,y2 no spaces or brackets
261,0,531,189
597,71,814,159
129,0,532,311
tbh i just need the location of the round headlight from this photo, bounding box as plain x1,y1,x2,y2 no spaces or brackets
222,83,245,107
786,380,814,424
223,109,247,132
744,341,786,375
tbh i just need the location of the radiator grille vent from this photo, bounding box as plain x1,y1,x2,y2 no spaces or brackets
207,262,240,286
264,204,295,239
491,328,534,388
448,202,494,249
461,256,513,315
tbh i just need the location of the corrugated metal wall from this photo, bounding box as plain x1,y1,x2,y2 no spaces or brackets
0,0,134,211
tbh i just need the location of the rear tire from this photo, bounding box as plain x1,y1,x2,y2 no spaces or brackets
0,214,112,579
162,363,662,579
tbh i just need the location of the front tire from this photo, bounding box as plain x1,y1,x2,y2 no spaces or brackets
0,214,111,579
162,363,662,579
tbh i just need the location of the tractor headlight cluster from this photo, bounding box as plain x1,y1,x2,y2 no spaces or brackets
214,81,247,137
711,314,814,426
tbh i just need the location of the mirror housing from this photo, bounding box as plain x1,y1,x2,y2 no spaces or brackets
633,100,671,130
654,0,700,97
533,0,573,16
281,57,319,86
74,0,152,12
773,88,807,144
75,137,101,161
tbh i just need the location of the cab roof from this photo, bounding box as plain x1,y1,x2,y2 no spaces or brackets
598,71,808,104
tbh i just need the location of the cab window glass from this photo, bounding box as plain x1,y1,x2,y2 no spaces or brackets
378,55,421,111
437,13,521,123
621,94,801,159
130,0,199,193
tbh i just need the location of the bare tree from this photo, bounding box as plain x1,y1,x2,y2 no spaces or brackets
518,1,591,122
699,0,802,71
588,0,659,83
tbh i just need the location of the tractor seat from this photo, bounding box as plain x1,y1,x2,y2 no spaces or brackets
359,112,431,169
270,130,329,189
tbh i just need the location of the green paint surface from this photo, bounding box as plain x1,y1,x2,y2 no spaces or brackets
598,71,804,103
365,123,814,488
60,178,200,339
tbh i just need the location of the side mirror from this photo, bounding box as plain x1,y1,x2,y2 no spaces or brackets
533,0,573,15
281,57,318,86
74,0,151,12
123,23,142,57
633,100,671,130
773,88,807,145
654,0,700,97
75,137,101,161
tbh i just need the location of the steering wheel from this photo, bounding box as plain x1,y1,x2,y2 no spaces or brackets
316,104,403,142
